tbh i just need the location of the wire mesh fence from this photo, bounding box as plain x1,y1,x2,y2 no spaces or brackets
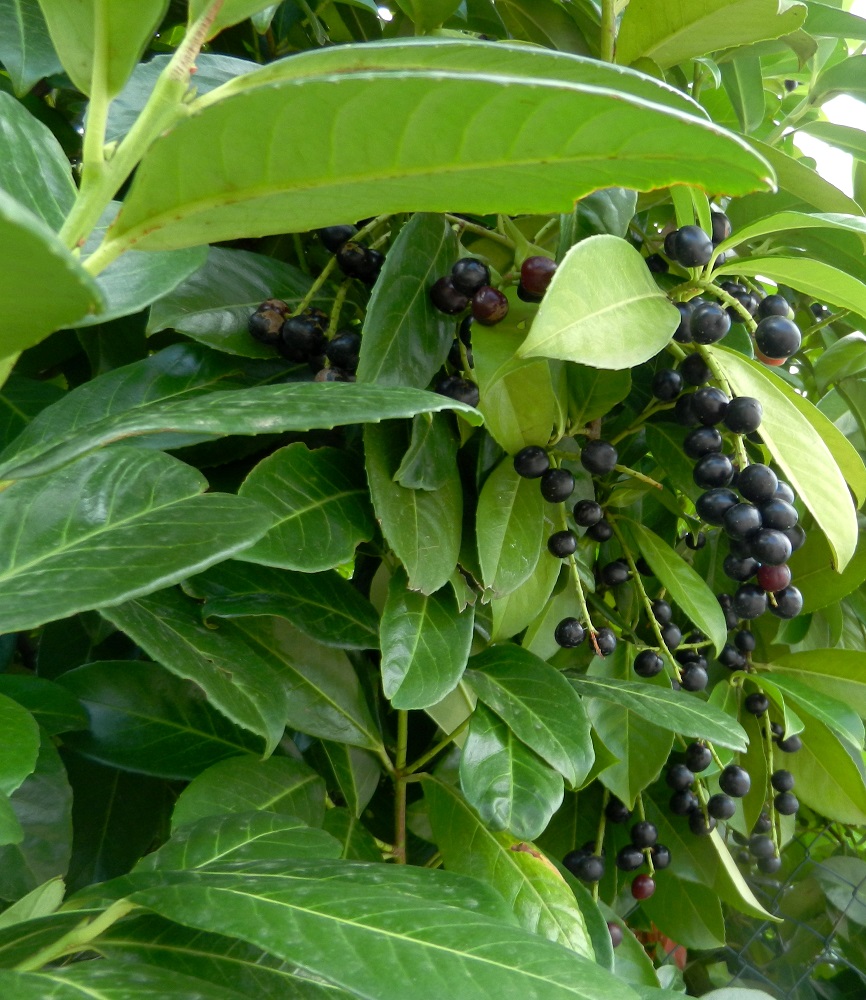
659,823,866,998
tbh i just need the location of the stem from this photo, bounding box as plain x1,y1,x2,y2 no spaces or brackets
326,280,352,337
614,464,663,490
697,279,757,332
81,5,110,179
293,256,339,316
600,0,616,62
696,346,750,471
63,1,226,257
405,717,471,775
566,555,597,642
14,900,136,971
532,218,559,246
393,710,409,865
593,790,609,902
444,215,513,247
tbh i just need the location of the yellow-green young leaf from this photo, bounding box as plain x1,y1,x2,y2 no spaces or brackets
518,236,681,370
758,672,864,749
36,0,168,96
713,211,866,260
768,650,866,721
101,45,773,255
0,876,64,930
189,0,292,40
0,190,102,355
476,458,546,598
616,0,807,70
788,528,866,614
811,54,866,106
709,347,858,570
423,777,594,958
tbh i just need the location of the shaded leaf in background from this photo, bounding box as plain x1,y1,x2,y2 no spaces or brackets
0,693,40,796
0,0,61,95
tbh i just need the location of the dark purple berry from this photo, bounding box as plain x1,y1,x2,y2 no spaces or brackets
750,530,793,566
325,330,361,372
581,440,618,476
616,844,646,871
689,811,717,836
651,843,671,869
724,554,759,583
681,353,714,386
760,499,798,531
758,855,782,874
756,563,792,593
757,294,791,320
711,211,732,244
513,446,550,479
594,628,617,657
319,224,357,252
605,797,632,823
248,298,289,345
672,301,694,343
681,662,709,691
692,386,730,425
651,368,684,401
600,559,630,586
708,794,737,820
738,465,779,504
749,835,775,859
607,922,623,948
771,770,795,792
587,519,613,542
719,764,751,797
735,630,756,653
651,600,672,624
280,314,327,362
634,649,664,677
770,585,803,619
670,789,699,815
776,732,803,753
694,453,734,489
666,763,694,791
745,692,770,715
723,502,762,540
548,530,578,558
540,468,575,503
573,854,606,883
686,743,712,772
430,276,469,314
718,643,746,669
691,301,731,344
471,286,509,325
520,256,558,295
554,618,586,648
684,426,723,459
724,397,763,434
573,500,603,526
733,584,767,620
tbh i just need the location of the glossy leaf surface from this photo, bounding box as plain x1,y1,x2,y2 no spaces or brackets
0,693,40,796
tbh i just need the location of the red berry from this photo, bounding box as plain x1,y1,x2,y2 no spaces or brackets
631,874,656,900
471,286,509,325
757,563,792,593
520,255,558,295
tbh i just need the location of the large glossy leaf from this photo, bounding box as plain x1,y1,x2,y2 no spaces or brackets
767,650,866,721
788,529,866,614
0,693,40,797
757,671,863,749
0,189,102,355
0,0,61,95
237,444,374,573
36,0,168,96
187,560,379,650
0,962,250,999
811,54,866,106
0,794,22,849
424,777,594,957
0,447,272,634
104,589,382,754
137,811,341,872
459,703,564,841
519,236,679,369
147,247,313,358
623,520,728,655
640,875,725,950
123,861,639,1000
0,92,74,230
0,735,71,901
798,121,866,160
0,876,64,930
0,376,63,453
100,43,772,255
466,646,593,788
714,210,866,261
56,661,265,779
710,346,858,570
785,711,866,825
714,255,866,319
98,914,352,999
365,421,463,594
0,376,481,482
566,365,631,429
197,38,705,118
491,546,562,642
569,676,748,751
357,212,457,387
476,457,546,597
312,743,380,819
381,569,474,710
171,756,326,832
616,0,807,69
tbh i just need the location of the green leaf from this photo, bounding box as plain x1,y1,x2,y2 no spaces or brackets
147,247,313,358
102,43,772,254
623,520,728,655
804,2,866,40
518,236,680,369
37,0,168,96
566,365,632,429
238,443,374,573
56,661,265,780
391,0,465,32
0,92,74,230
0,0,61,95
714,254,866,319
708,830,779,922
312,743,381,819
0,675,87,736
189,0,290,40
125,861,640,1000
476,457,546,597
768,650,866,721
720,55,765,134
0,447,273,634
756,671,864,749
0,794,21,849
171,756,326,832
640,875,726,949
814,857,866,924
811,54,866,106
0,734,71,902
473,325,564,454
798,121,866,160
459,703,564,841
365,421,463,594
137,811,342,872
0,876,64,931
0,189,102,355
785,710,866,825
188,560,379,650
466,645,594,788
97,915,352,1000
814,333,866,393
709,346,858,570
570,676,749,751
0,375,63,453
424,777,594,957
357,214,457,387
104,589,382,754
0,693,40,796
496,0,592,55
381,569,474,710
0,374,481,483
491,553,562,642
616,0,807,70
0,963,250,999
394,412,458,491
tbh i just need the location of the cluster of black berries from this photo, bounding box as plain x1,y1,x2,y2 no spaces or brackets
667,750,752,835
319,225,384,285
563,797,670,901
248,299,360,380
512,439,622,656
430,256,509,325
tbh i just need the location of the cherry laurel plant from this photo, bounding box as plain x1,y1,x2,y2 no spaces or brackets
2,1,866,998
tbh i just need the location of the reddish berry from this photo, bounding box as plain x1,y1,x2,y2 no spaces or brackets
520,256,558,295
631,875,656,900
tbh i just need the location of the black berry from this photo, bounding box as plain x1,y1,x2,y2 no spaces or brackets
651,600,673,624
605,797,632,823
280,314,327,362
745,692,769,715
594,628,617,656
673,301,694,343
681,353,714,386
724,397,763,434
540,468,575,503
634,649,664,677
435,375,480,406
750,530,793,566
711,211,732,244
249,298,289,345
692,386,730,425
587,519,613,542
319,224,357,252
572,853,606,883
325,330,361,372
680,662,709,691
684,426,723,459
514,446,550,479
671,226,714,268
757,294,791,320
430,276,469,314
775,791,799,815
451,258,490,295
733,584,768,620
735,630,756,653
760,499,798,531
548,530,578,558
685,743,712,772
719,764,751,797
691,301,731,344
651,843,671,869
749,835,775,859
693,453,734,489
600,559,630,586
573,500,603,526
707,794,737,820
770,585,803,619
666,763,694,791
776,732,802,753
755,316,801,359
724,554,759,583
758,855,782,874
723,502,762,540
689,811,717,836
554,618,586,648
651,368,684,400
581,440,618,476
737,464,779,504
616,844,645,871
631,822,658,849
670,789,699,815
